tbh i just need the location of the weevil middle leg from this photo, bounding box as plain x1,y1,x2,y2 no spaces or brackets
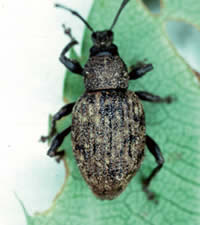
135,91,173,103
40,102,75,142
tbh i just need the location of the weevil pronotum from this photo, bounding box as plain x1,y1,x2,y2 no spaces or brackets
41,0,173,200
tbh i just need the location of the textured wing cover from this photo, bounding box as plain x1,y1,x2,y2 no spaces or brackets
71,90,146,199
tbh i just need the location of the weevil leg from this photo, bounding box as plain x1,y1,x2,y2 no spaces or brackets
55,150,65,163
47,126,71,159
40,102,75,142
129,62,153,80
142,135,164,201
135,91,173,103
59,26,83,75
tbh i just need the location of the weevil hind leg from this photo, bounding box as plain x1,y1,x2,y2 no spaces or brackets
47,126,71,161
142,135,164,202
40,102,75,143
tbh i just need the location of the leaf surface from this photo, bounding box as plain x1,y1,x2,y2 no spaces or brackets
28,0,200,224
161,0,200,28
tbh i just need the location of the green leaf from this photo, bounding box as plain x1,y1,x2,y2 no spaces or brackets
161,0,200,28
28,0,200,224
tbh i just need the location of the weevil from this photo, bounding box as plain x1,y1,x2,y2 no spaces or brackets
41,0,173,200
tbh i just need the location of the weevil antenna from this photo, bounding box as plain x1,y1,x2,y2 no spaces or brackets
55,3,94,32
110,0,130,30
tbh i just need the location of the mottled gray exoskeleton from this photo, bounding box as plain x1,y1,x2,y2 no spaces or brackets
41,0,173,200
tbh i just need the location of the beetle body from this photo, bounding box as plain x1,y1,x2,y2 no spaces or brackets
71,55,146,200
43,0,170,201
72,90,145,199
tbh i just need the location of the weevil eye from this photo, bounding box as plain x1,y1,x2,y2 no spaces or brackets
92,32,97,39
107,30,113,37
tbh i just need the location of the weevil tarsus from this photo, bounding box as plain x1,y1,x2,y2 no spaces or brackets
47,126,71,159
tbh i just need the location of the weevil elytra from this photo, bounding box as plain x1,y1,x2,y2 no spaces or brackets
41,0,173,200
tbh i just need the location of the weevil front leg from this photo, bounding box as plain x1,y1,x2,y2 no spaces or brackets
47,126,71,162
142,135,164,201
135,91,173,104
40,102,75,142
59,26,83,75
129,61,153,80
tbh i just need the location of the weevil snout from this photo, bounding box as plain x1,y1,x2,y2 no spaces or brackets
92,30,113,48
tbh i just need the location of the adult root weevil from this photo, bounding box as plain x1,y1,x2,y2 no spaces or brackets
41,0,173,200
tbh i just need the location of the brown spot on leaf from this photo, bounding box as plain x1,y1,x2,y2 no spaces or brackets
193,70,200,81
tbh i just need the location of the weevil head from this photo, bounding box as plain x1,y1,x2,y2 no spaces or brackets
55,0,130,44
56,0,130,50
91,30,113,48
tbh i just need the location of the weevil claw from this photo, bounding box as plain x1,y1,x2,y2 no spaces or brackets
40,135,50,143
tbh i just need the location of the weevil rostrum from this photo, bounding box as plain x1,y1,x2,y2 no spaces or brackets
41,0,173,200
